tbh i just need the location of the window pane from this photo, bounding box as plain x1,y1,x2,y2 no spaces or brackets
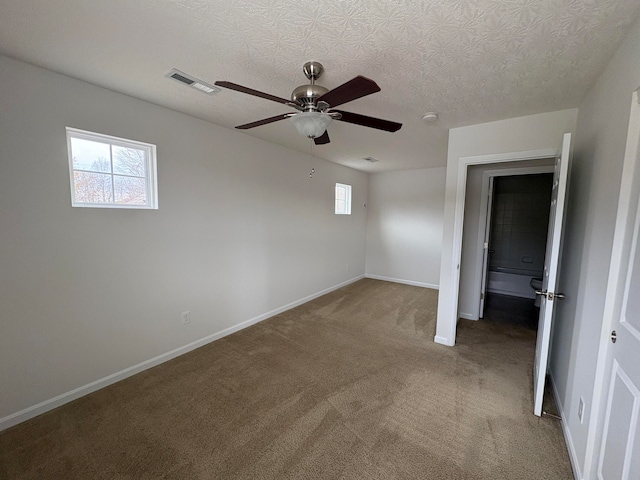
71,137,111,173
114,175,147,205
67,128,157,209
112,146,146,177
335,183,351,215
73,171,113,203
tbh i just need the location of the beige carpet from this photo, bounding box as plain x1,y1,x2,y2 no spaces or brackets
0,279,573,479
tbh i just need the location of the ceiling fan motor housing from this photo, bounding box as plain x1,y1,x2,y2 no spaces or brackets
291,84,329,111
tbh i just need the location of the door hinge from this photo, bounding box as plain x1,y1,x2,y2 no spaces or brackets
480,293,484,300
535,291,566,301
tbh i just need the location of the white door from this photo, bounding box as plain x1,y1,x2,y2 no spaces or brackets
479,177,495,318
533,132,572,416
595,91,640,480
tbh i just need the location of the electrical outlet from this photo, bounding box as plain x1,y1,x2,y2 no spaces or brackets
578,397,585,424
181,311,191,325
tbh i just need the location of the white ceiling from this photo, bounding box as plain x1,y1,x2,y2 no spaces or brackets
1,0,638,172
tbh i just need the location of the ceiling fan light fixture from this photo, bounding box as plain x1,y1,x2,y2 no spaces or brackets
290,112,332,139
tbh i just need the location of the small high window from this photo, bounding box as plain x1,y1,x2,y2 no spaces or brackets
335,183,352,215
66,127,158,209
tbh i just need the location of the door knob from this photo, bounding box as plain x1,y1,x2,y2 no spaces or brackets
535,290,547,296
611,330,617,344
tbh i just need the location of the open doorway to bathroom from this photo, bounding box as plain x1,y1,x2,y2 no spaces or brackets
480,172,554,329
457,160,556,328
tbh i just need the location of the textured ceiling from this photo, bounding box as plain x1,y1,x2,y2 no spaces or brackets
1,0,639,171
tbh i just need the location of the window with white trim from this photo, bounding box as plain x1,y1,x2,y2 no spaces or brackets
66,127,158,209
335,183,352,215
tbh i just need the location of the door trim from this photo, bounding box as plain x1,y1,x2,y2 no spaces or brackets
434,148,560,346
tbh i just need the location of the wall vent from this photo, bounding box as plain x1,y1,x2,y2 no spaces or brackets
165,69,220,95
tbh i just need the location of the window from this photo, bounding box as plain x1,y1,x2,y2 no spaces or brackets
335,183,352,215
66,127,158,209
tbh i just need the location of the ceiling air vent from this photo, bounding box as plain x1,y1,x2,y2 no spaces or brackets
165,69,220,95
363,156,379,163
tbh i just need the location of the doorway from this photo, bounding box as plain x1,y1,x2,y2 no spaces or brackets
457,162,555,323
480,172,554,329
435,133,573,417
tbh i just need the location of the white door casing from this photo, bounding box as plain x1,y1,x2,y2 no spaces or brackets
590,90,640,480
533,133,572,417
435,147,563,346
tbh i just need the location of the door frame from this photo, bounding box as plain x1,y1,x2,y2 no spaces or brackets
584,89,640,479
478,175,494,318
435,147,561,345
473,165,555,320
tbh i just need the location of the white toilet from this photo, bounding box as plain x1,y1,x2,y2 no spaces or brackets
530,277,543,307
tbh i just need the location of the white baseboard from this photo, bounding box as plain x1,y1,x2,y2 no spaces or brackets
434,335,454,346
0,275,365,432
364,274,438,290
549,373,583,480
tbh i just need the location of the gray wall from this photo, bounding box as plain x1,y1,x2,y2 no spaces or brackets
0,55,368,425
549,16,640,478
365,168,446,288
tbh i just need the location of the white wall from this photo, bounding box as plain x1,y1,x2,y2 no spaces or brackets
0,55,368,427
549,17,640,479
436,109,578,344
365,168,445,288
459,159,554,319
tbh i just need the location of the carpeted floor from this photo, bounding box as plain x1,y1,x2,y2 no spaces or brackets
0,279,573,479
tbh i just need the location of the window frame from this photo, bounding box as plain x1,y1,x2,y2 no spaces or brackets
335,182,352,215
66,127,158,209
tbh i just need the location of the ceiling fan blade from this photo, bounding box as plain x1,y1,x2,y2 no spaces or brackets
236,114,290,130
317,76,381,108
332,110,402,132
215,81,291,105
314,130,330,145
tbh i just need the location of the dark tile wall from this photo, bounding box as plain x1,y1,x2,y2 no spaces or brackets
489,173,553,275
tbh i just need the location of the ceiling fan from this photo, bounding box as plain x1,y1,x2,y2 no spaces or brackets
214,61,402,145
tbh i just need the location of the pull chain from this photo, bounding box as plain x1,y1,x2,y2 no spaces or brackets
309,140,316,178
